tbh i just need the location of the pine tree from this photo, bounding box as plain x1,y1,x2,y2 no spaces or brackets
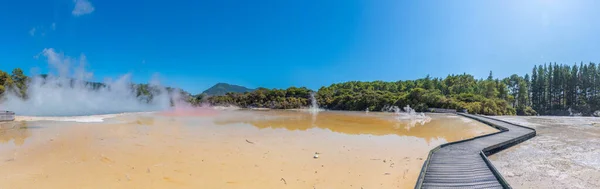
591,63,598,98
583,64,589,100
596,64,600,97
541,64,548,112
552,63,560,109
531,66,538,110
536,65,544,113
567,64,578,108
548,63,554,110
517,79,528,109
524,74,531,106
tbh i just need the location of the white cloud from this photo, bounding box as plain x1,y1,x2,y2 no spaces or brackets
72,0,95,16
29,23,54,37
29,28,36,36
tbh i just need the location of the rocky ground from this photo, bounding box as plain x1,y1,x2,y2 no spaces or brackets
489,116,600,189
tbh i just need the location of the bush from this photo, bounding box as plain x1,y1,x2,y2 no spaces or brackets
517,106,537,116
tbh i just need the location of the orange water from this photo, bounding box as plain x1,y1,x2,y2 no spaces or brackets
0,110,496,189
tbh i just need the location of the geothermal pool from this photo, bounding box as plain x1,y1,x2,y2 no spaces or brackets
0,110,496,189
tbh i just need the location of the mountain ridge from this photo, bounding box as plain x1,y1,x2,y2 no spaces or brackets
202,83,254,96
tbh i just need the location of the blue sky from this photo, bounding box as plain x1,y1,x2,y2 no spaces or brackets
2,0,600,94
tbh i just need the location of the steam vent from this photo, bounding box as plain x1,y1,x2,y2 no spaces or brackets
0,111,15,122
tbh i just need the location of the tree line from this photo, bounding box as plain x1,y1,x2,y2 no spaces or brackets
192,87,312,109
197,73,519,115
529,62,600,116
200,62,600,116
3,62,600,116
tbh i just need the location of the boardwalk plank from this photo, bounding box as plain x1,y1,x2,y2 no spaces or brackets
415,114,536,189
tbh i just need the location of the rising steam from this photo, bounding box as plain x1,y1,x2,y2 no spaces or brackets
0,48,177,116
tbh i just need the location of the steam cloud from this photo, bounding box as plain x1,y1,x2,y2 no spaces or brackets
0,48,176,116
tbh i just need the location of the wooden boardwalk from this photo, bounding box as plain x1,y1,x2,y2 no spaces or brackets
414,113,536,189
0,111,15,122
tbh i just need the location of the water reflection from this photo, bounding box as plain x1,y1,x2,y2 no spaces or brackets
398,118,432,131
214,110,497,143
0,121,33,146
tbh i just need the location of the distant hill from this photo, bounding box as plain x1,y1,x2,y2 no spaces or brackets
202,83,254,96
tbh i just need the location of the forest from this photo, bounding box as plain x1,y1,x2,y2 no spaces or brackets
200,73,520,115
201,62,600,116
2,62,600,116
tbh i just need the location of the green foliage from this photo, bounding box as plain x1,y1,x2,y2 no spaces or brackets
517,106,537,116
10,68,28,98
204,74,518,115
202,83,254,96
530,62,600,115
189,93,206,106
0,70,14,95
12,61,600,117
205,87,313,109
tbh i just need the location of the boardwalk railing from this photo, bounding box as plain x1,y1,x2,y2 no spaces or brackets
464,114,536,156
480,151,510,188
414,113,536,189
413,116,506,188
0,111,15,122
427,108,457,113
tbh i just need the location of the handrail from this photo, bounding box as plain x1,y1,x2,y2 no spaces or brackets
414,113,507,189
480,151,512,189
413,146,440,189
414,113,536,189
0,111,15,115
479,115,536,131
0,111,16,122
